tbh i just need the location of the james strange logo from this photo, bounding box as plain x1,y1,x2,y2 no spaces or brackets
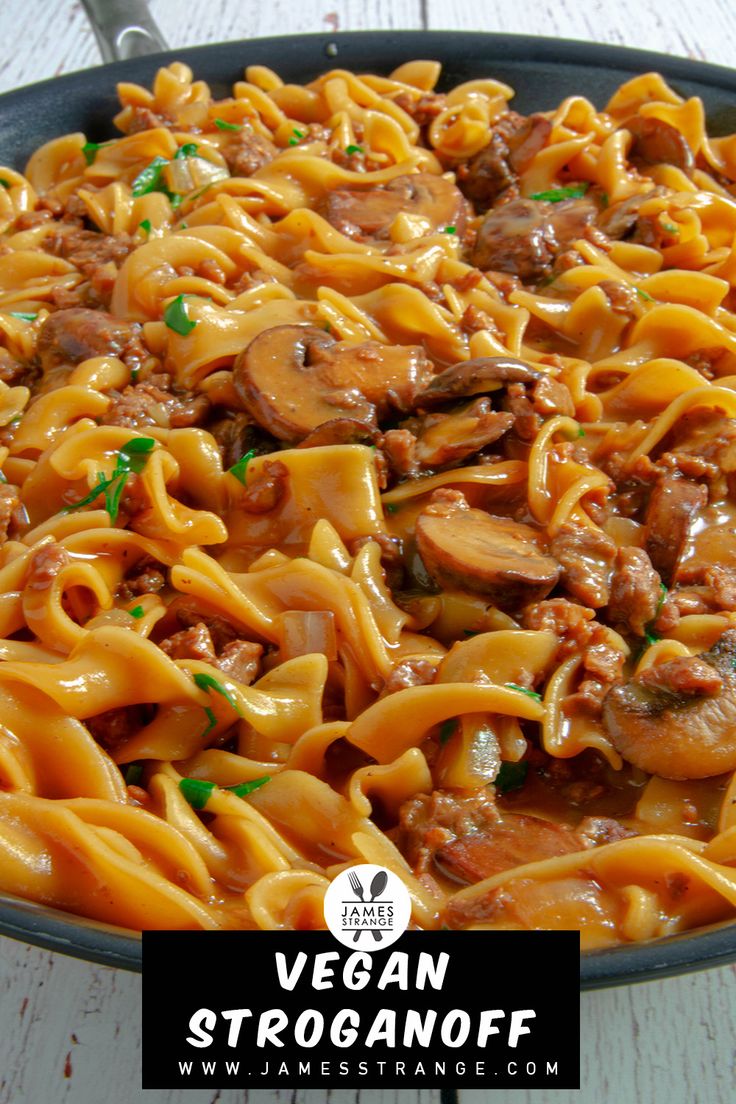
323,864,412,950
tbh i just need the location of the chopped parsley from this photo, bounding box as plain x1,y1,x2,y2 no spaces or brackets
443,225,457,234
201,705,218,739
163,294,197,336
0,471,6,483
81,140,114,165
438,719,457,745
123,762,143,786
635,287,654,302
530,184,589,202
179,774,270,809
214,118,242,131
179,777,216,809
345,144,363,155
505,682,542,701
385,502,400,514
193,671,243,715
228,448,255,486
226,776,271,798
656,583,668,617
578,427,586,438
288,128,305,146
138,219,152,237
8,311,37,322
494,760,529,793
0,178,9,189
174,142,199,159
131,155,169,196
599,192,609,208
129,605,145,619
61,437,156,522
662,221,678,233
644,630,660,647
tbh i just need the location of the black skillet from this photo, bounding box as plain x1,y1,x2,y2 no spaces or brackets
1,2,736,988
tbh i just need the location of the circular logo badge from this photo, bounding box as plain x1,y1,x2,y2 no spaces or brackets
323,864,412,951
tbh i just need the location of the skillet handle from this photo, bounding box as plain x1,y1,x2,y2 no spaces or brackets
80,0,169,62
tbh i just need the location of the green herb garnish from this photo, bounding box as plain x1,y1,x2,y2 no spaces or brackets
8,311,37,322
530,184,589,202
179,773,270,810
635,287,654,302
578,427,586,438
226,776,271,798
129,605,145,619
443,225,457,234
124,763,143,786
62,436,155,522
494,760,529,793
81,140,114,166
214,118,242,131
201,705,218,739
506,682,543,701
179,777,216,809
536,274,556,289
0,471,6,484
438,719,457,745
385,502,400,514
131,156,169,196
656,583,668,617
175,143,199,159
228,448,255,486
662,222,678,233
138,219,152,237
0,179,9,189
463,629,480,637
345,144,363,155
163,294,197,336
644,630,660,647
599,192,609,208
193,671,243,715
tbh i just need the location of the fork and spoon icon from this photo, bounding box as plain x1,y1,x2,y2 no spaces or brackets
348,869,389,943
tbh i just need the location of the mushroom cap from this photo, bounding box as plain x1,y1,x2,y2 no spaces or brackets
233,324,433,442
602,630,736,779
415,355,541,408
625,116,694,172
324,172,468,240
416,499,560,606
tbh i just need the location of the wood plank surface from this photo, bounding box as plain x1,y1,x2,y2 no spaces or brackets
0,2,735,1103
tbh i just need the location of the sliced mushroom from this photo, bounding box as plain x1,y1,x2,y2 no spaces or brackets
471,196,598,280
324,172,468,241
415,492,560,605
645,474,707,584
415,355,541,408
596,186,667,240
297,418,380,449
625,116,694,172
413,401,514,468
436,812,582,884
602,630,736,779
233,324,433,442
458,112,552,210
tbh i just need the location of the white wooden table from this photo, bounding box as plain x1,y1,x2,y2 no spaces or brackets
0,2,735,1101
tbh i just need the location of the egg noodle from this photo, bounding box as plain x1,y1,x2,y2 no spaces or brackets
1,59,736,949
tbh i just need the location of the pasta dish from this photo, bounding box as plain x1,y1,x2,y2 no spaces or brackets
2,58,736,949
